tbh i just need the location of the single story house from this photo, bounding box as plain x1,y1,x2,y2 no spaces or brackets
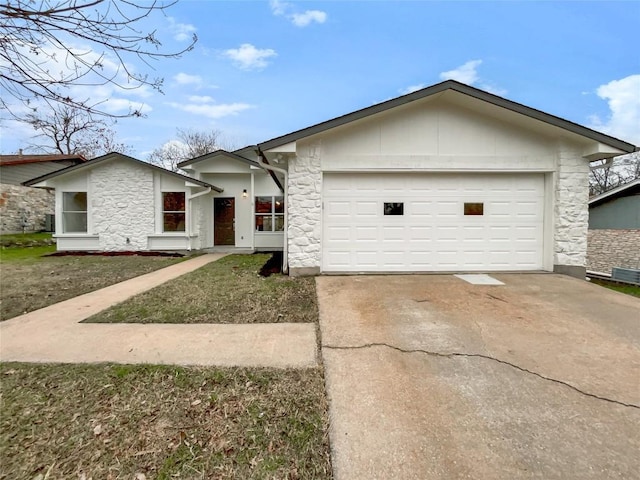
25,80,637,277
1,152,86,233
587,178,640,275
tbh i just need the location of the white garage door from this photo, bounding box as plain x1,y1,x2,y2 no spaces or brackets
322,173,545,272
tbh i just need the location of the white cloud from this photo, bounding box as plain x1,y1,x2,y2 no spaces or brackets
101,98,152,115
222,43,277,71
439,59,483,85
188,95,215,103
167,98,254,119
173,73,202,86
167,17,197,42
291,10,327,27
588,74,640,144
438,59,507,96
270,0,327,27
400,84,426,95
270,0,289,16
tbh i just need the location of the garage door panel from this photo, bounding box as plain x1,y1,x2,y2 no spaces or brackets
322,173,545,272
355,201,378,216
409,226,433,240
355,226,377,241
355,251,378,267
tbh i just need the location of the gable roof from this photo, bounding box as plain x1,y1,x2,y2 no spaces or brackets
589,178,640,207
0,153,86,166
23,152,223,192
258,80,636,153
177,149,260,169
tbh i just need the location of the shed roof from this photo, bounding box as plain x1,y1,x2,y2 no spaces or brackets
589,178,640,207
23,152,223,192
0,153,86,166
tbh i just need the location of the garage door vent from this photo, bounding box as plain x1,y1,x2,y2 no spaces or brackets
611,267,640,286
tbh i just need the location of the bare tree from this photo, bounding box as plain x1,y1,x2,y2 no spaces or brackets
589,152,640,195
148,128,229,171
0,0,196,118
24,104,131,158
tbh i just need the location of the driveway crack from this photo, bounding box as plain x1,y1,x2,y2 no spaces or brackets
323,342,639,409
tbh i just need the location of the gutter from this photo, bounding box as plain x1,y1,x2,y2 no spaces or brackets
256,148,288,274
187,186,213,250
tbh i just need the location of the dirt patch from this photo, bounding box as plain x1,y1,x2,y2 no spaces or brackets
86,254,318,324
0,363,331,479
259,251,283,277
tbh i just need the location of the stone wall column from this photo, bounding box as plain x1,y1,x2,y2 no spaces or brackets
554,140,589,277
287,142,322,275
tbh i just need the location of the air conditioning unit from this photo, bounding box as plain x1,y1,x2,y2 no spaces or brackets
45,214,55,232
611,267,640,286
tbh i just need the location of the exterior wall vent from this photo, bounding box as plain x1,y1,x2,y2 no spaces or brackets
611,267,640,286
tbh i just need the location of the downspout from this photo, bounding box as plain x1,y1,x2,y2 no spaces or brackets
187,186,212,250
256,148,288,274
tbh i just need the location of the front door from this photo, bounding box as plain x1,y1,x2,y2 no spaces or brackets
214,198,235,246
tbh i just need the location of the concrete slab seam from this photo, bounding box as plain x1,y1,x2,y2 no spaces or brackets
322,343,640,409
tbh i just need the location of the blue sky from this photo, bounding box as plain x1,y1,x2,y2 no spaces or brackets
2,0,639,157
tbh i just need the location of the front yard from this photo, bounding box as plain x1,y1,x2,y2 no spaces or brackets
0,363,331,479
0,240,184,321
1,245,331,478
85,254,318,324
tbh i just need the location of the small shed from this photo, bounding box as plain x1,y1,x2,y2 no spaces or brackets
587,179,640,275
0,153,86,233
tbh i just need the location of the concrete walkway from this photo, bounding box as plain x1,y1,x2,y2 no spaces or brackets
0,254,317,368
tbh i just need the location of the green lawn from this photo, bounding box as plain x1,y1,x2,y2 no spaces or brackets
86,254,318,324
0,363,331,479
592,279,640,298
0,232,54,247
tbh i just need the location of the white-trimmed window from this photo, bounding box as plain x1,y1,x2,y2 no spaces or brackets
163,192,186,232
255,196,284,232
62,192,87,233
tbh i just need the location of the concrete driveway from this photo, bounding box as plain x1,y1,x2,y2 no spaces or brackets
317,274,640,479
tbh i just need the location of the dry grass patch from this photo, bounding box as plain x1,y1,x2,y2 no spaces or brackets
86,254,318,324
0,252,183,321
0,363,331,480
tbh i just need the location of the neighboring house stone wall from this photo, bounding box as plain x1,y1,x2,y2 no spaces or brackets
587,229,640,274
554,141,589,276
0,184,54,233
287,141,322,275
91,160,155,251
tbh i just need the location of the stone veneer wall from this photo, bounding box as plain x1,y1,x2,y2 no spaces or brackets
587,229,640,274
90,160,155,251
287,141,322,275
0,184,54,233
553,141,589,276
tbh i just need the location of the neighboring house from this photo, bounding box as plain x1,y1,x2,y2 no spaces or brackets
0,153,86,233
26,80,636,278
587,179,640,275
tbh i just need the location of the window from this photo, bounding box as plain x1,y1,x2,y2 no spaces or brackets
163,192,186,232
464,202,484,216
384,202,404,216
62,192,87,233
255,196,284,232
